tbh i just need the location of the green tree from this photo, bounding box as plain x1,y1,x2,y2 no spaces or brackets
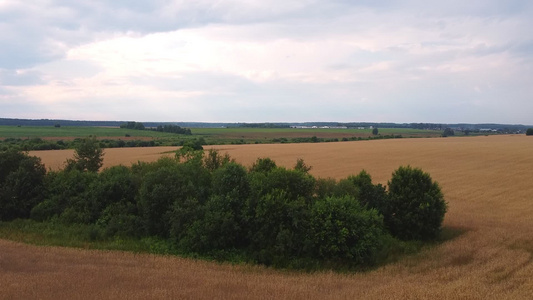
92,166,140,216
332,170,388,212
31,169,98,223
0,150,46,221
141,159,210,238
526,128,533,136
372,127,379,135
203,149,232,171
250,157,277,173
250,167,315,204
294,158,312,173
65,136,104,172
181,163,250,253
386,166,447,240
120,121,145,130
442,128,455,137
309,196,385,266
248,189,310,266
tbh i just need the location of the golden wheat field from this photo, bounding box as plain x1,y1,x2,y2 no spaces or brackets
2,135,532,299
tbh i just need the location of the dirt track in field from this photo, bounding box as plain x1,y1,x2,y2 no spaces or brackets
5,135,532,299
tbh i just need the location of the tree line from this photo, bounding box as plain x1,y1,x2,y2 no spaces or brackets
0,138,447,270
120,122,192,135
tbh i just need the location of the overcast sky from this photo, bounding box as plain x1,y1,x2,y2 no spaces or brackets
1,1,532,124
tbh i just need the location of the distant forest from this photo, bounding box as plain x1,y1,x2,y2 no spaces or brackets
0,118,530,131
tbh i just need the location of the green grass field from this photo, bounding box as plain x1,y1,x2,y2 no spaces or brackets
0,126,179,139
0,125,442,149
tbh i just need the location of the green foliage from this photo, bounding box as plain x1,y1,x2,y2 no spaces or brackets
120,121,145,130
294,158,312,173
91,166,142,236
92,166,139,210
1,147,448,270
32,170,99,223
140,159,210,238
250,157,277,173
154,124,191,135
248,189,311,266
178,162,255,254
203,149,233,171
344,171,388,211
526,128,533,136
97,202,143,238
0,150,46,221
386,166,447,240
313,171,387,211
372,127,379,135
314,177,338,199
139,166,186,237
65,136,104,172
442,128,455,137
250,167,315,204
310,196,385,266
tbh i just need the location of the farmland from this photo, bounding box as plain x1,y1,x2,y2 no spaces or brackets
1,135,531,299
0,126,178,139
0,125,441,147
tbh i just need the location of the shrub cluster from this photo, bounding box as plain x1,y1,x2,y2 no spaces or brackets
0,148,447,270
152,124,192,135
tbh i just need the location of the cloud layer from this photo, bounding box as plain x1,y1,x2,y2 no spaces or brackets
1,0,532,123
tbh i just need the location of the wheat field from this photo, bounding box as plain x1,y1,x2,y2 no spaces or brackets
2,135,531,299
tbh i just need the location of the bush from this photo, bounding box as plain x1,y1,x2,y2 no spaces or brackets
140,159,211,238
314,171,387,212
180,163,250,252
97,202,143,238
248,189,311,266
90,166,141,230
314,177,338,199
249,157,277,173
0,150,46,221
139,166,188,237
344,171,388,211
92,166,139,210
249,167,315,204
31,170,99,223
442,128,455,137
385,166,447,240
310,196,386,266
526,128,533,136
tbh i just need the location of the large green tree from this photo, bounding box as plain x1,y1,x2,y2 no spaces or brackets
385,166,447,240
65,136,104,172
0,150,46,221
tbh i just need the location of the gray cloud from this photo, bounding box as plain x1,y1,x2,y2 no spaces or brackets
1,0,532,124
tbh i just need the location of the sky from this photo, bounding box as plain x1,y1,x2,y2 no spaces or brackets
1,0,532,124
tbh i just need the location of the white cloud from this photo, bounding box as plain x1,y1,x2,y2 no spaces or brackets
1,0,532,124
